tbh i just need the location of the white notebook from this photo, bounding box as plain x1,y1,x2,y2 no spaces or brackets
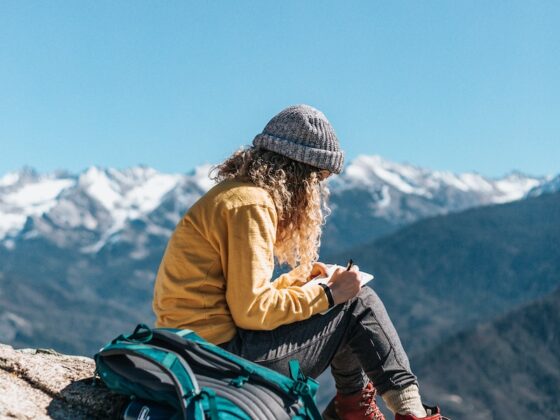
304,264,374,288
303,264,374,314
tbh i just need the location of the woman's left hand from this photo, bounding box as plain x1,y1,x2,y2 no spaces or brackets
308,262,329,280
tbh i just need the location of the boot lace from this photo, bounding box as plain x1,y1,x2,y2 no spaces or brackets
360,386,385,420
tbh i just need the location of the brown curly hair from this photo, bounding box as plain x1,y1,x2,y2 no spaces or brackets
211,146,330,274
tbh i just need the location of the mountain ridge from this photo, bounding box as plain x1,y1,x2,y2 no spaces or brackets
415,287,560,419
1,155,554,257
341,190,560,353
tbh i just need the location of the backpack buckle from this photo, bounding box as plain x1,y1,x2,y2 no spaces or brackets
292,381,310,395
230,369,251,387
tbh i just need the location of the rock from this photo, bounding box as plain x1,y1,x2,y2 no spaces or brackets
0,343,127,419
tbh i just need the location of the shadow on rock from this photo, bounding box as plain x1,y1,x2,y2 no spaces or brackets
47,377,128,419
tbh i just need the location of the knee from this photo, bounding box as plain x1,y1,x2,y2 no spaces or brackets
356,286,382,307
353,287,390,318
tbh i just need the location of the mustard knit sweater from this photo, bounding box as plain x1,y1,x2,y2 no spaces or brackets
152,179,329,345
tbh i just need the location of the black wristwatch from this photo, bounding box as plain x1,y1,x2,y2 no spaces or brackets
318,283,335,308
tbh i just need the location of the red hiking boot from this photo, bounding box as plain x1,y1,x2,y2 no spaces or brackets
322,382,386,420
395,405,448,420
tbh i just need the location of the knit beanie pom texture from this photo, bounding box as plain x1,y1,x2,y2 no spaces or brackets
252,104,344,174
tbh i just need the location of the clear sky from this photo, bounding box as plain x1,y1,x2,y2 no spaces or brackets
1,1,559,178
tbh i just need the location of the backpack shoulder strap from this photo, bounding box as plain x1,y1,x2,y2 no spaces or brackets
289,359,322,420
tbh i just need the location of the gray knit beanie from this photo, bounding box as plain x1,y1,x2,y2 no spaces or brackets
252,104,344,174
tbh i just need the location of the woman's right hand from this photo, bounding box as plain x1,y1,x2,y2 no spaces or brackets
327,267,361,305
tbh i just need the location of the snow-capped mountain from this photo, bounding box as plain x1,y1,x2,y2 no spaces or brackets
527,173,560,197
319,156,549,252
332,155,542,221
0,164,212,252
0,156,554,255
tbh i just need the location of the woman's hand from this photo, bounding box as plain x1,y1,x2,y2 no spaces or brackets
327,266,361,305
308,261,329,280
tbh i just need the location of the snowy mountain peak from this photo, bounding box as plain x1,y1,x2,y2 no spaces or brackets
0,170,74,240
492,174,542,203
334,155,544,205
189,163,216,192
0,157,557,252
527,174,560,197
343,154,431,196
0,166,41,188
76,165,183,213
0,171,21,188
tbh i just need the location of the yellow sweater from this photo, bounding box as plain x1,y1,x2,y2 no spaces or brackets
152,179,329,344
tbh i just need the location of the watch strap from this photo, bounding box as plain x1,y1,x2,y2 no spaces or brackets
318,283,335,308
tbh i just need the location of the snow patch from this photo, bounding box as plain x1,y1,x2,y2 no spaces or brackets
3,178,73,208
457,173,494,193
0,175,75,238
343,155,429,196
493,176,541,203
191,164,216,192
0,214,27,239
431,171,470,192
78,167,121,211
377,185,391,208
0,171,20,187
124,173,182,213
372,164,424,195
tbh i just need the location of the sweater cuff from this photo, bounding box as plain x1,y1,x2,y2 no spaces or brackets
306,283,331,314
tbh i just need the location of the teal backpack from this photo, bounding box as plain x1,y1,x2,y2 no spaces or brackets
94,324,322,420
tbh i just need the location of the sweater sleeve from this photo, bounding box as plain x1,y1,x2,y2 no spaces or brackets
223,204,329,330
271,268,309,289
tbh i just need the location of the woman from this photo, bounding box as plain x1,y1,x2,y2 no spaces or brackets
152,105,444,420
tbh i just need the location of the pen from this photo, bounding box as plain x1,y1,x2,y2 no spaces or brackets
345,259,354,271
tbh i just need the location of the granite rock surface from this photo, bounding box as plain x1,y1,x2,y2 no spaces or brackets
0,343,126,419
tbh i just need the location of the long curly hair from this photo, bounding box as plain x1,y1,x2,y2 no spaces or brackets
211,146,330,274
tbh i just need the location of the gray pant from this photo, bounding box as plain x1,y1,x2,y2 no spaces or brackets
219,287,417,395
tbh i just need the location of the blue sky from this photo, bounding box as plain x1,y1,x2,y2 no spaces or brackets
1,1,559,177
